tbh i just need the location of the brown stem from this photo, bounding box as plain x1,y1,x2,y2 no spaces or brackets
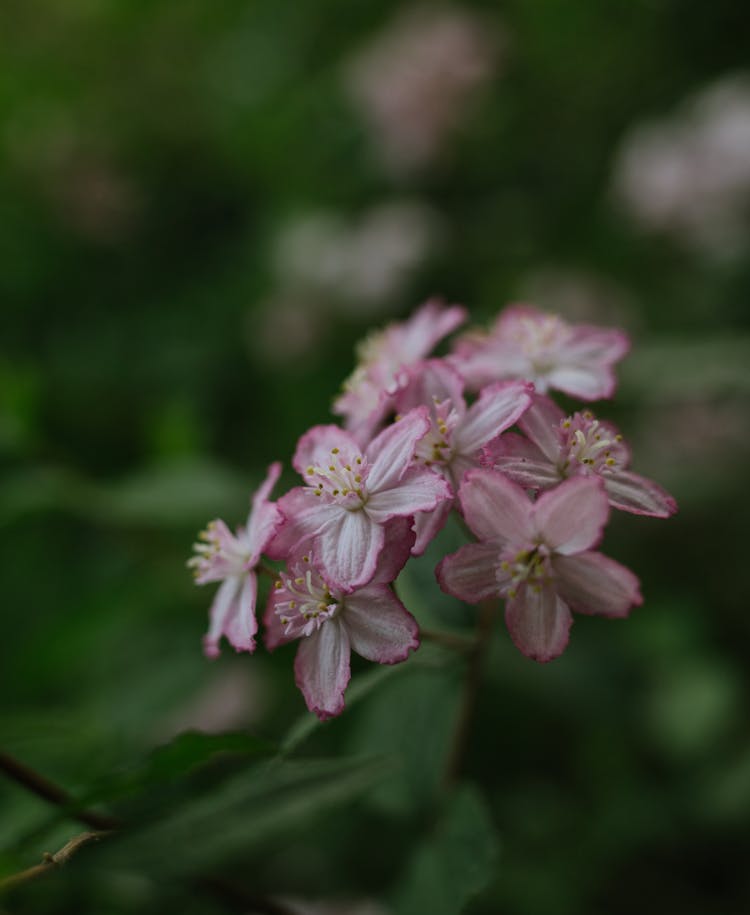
0,752,120,831
0,831,110,893
443,599,498,788
256,562,280,581
420,628,474,654
0,753,299,913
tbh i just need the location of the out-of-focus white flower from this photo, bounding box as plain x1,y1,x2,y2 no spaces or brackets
273,201,440,314
345,5,501,174
613,74,750,257
252,201,440,365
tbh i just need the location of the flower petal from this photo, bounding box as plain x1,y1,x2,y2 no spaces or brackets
395,358,466,416
552,551,642,618
436,542,503,604
411,499,453,556
604,470,677,518
265,488,341,560
371,516,417,583
517,394,566,461
365,466,451,524
481,433,561,490
246,462,284,560
544,364,617,401
563,326,630,364
533,476,609,555
457,469,534,545
344,585,419,663
365,407,430,492
293,425,361,477
317,509,384,591
505,584,572,662
402,299,467,356
203,574,257,659
223,573,259,652
453,380,533,456
262,587,293,651
294,620,351,720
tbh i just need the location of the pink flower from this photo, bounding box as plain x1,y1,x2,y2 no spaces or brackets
482,394,677,518
264,525,419,719
437,471,642,662
267,408,451,590
188,462,283,659
395,359,533,552
450,304,630,400
344,5,499,174
333,298,467,445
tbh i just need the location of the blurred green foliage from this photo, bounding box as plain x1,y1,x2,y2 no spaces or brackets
2,0,750,912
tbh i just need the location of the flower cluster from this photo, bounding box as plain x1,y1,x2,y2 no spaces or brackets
190,301,676,718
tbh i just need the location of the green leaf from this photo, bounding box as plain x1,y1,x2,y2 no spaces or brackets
81,730,276,807
99,755,392,875
393,784,499,915
346,660,463,815
280,644,455,755
0,459,253,530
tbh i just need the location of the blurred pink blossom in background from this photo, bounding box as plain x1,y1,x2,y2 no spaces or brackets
271,201,439,312
251,201,440,365
613,73,750,257
345,4,501,174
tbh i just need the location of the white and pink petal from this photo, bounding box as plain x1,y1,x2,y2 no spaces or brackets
543,364,618,402
533,476,609,555
395,358,466,416
411,499,453,557
365,407,430,492
453,380,533,457
294,620,351,720
292,425,361,478
370,516,417,584
517,395,566,460
481,433,561,490
436,542,504,604
552,551,642,618
458,469,534,545
364,466,451,525
603,470,677,518
344,586,419,663
265,488,341,561
504,584,572,663
317,509,384,591
246,462,284,561
203,573,258,659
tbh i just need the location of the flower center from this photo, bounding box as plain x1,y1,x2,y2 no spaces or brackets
506,314,571,370
558,411,626,474
415,397,459,467
188,520,251,582
499,545,552,599
274,559,341,639
305,447,369,507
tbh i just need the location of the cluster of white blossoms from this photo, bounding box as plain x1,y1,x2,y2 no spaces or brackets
191,300,676,719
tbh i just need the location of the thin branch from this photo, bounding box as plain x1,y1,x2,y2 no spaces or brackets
0,831,110,893
0,752,120,831
443,599,498,788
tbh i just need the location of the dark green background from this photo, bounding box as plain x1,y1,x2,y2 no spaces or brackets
2,1,749,912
